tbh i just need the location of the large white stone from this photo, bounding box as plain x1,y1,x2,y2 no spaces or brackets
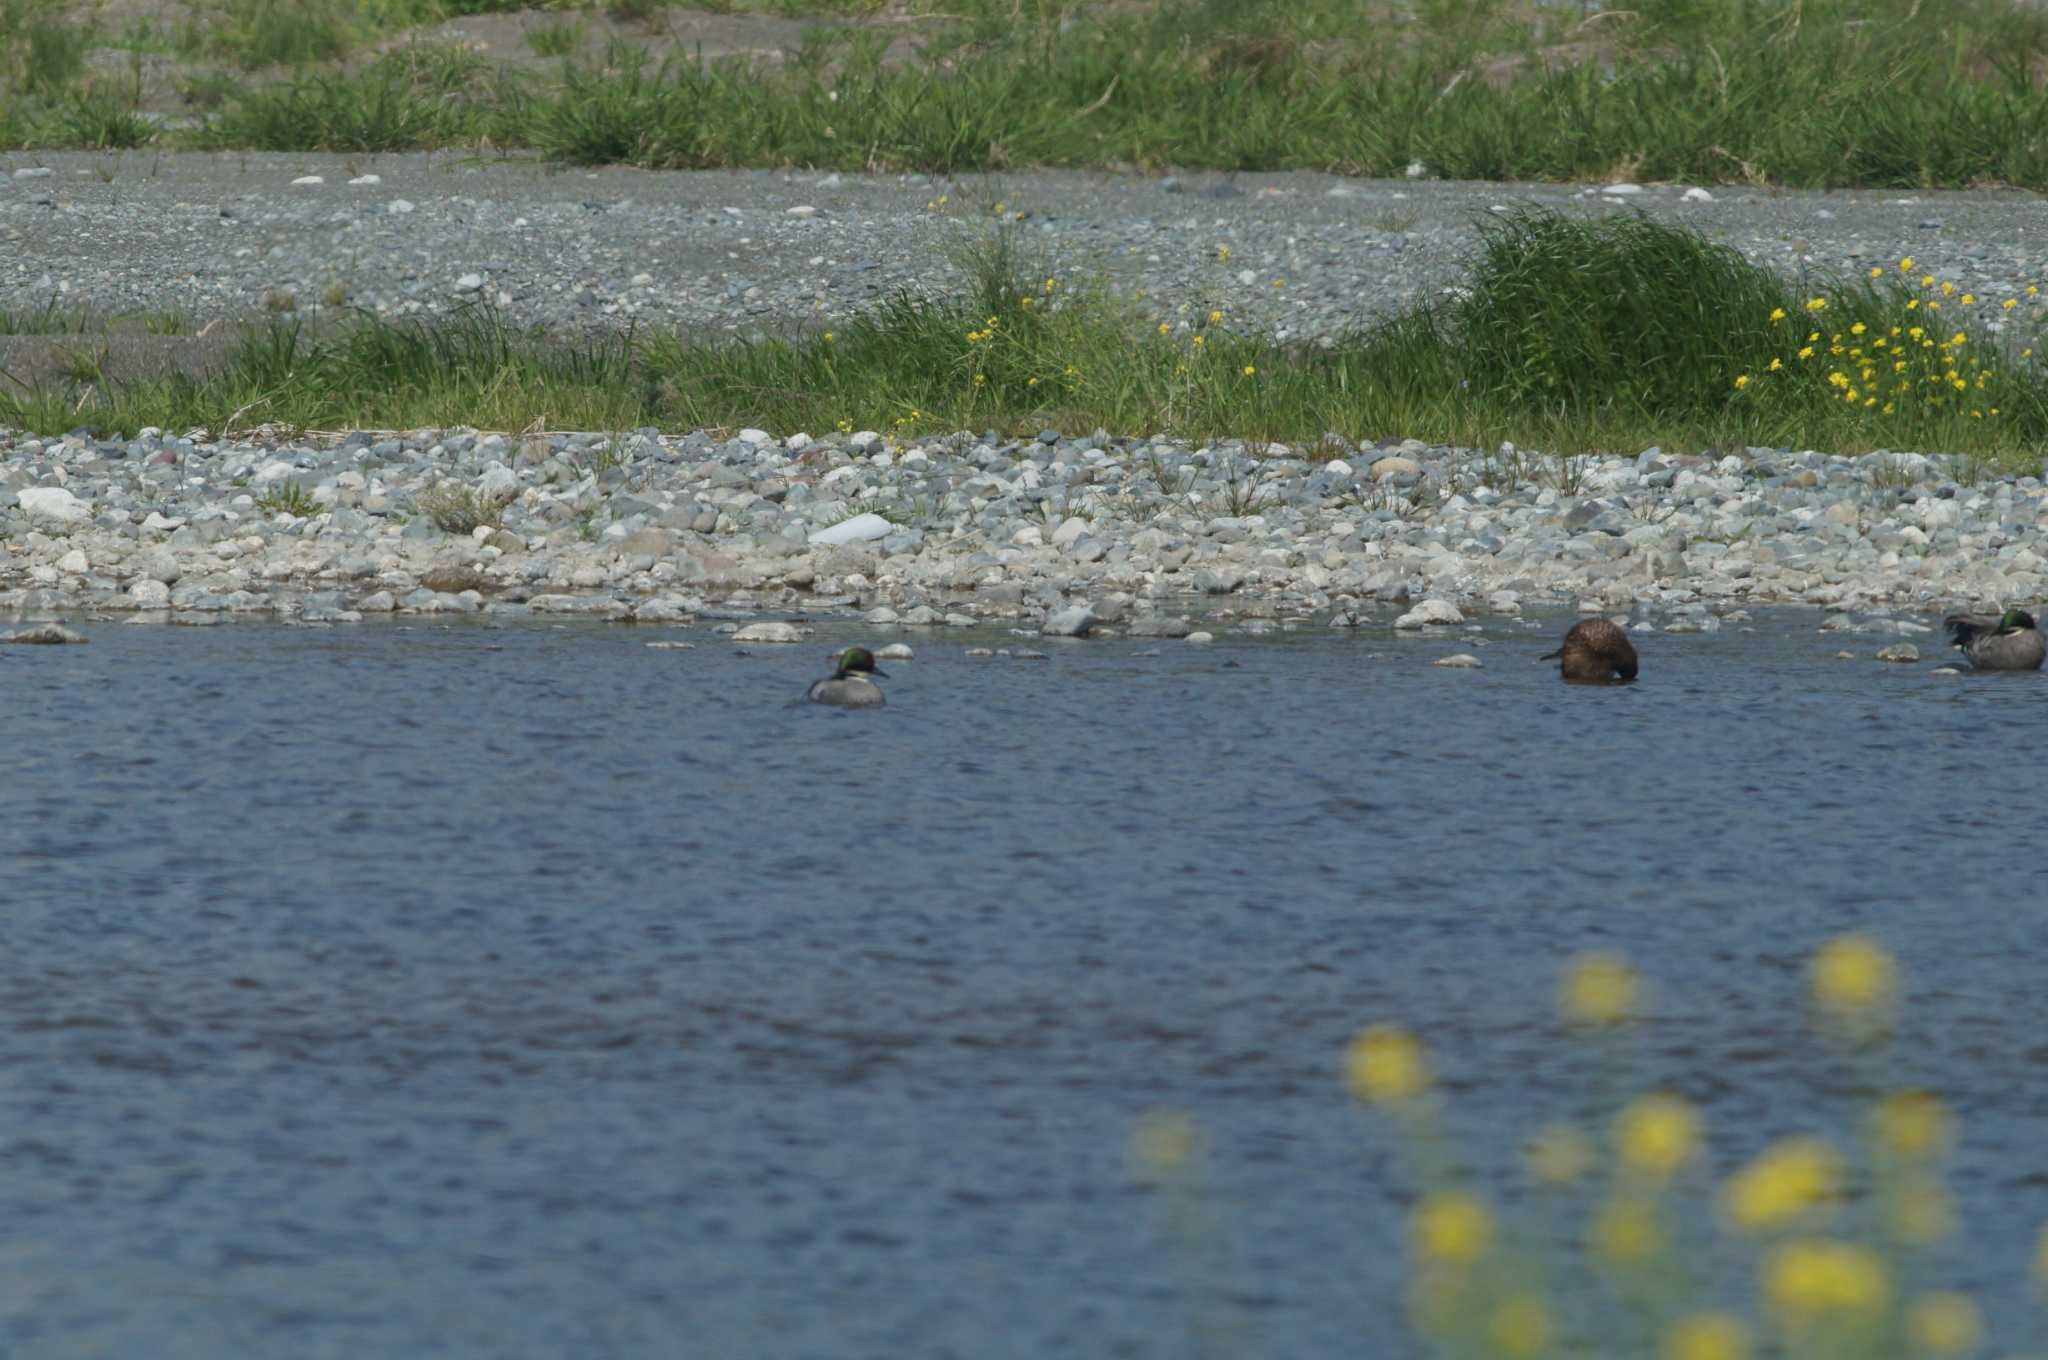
733,622,809,643
18,487,87,522
1394,599,1464,629
808,513,893,546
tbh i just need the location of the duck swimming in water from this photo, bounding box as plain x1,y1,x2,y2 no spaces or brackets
807,646,889,707
1943,608,2045,671
1541,618,1638,683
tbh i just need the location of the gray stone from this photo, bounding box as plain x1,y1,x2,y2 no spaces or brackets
1040,604,1097,637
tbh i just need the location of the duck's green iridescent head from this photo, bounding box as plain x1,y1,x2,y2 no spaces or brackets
1999,608,2037,633
835,646,886,677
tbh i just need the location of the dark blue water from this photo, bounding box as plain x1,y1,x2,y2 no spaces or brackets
4,613,2045,1358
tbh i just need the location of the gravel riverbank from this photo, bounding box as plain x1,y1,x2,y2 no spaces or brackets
3,423,2039,648
5,157,2047,639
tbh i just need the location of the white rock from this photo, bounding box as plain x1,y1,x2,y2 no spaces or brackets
1405,160,1427,178
1041,604,1096,637
1012,525,1044,547
733,622,808,643
13,166,53,179
3,624,86,644
142,511,184,531
1682,187,1714,202
737,428,773,445
18,487,87,522
252,459,298,485
454,273,484,293
1185,631,1216,643
1394,599,1464,629
388,199,416,214
291,175,324,186
1434,653,1484,668
1051,516,1090,549
1602,182,1644,196
348,174,382,186
876,643,914,661
1370,455,1420,481
57,549,88,574
1876,643,1920,663
129,579,171,608
786,205,818,218
1323,459,1353,477
809,513,893,546
847,431,881,451
631,272,654,286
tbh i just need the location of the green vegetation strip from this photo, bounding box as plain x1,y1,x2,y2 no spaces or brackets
11,0,2048,185
4,213,2045,474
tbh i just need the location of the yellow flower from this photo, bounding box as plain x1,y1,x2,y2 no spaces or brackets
1806,297,1828,311
973,372,986,386
2030,285,2041,297
1850,321,1867,335
1158,322,1171,335
1592,1195,1666,1268
1906,1292,1983,1356
1951,332,1967,345
1798,346,1815,360
1043,277,1057,293
1208,308,1223,323
1662,1312,1751,1360
1410,1190,1493,1266
1870,266,1883,278
1961,293,1975,304
1908,298,1921,310
1810,934,1897,1019
1525,1122,1593,1187
1734,374,1751,390
1808,331,1821,342
1900,257,1915,271
1561,952,1642,1025
1941,281,1955,296
822,331,835,343
1216,245,1232,261
1873,1090,1953,1160
1769,307,1787,321
1344,1025,1429,1106
1026,376,1039,387
1723,1136,1843,1232
1614,1093,1701,1183
1764,1239,1889,1322
1191,334,1205,348
1769,357,1783,371
1020,295,1035,309
1487,1292,1552,1358
1242,365,1257,377
1129,1108,1203,1179
1922,274,1935,287
1889,1177,1955,1245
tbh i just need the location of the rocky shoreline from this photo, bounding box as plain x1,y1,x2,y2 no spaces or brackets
3,423,2039,646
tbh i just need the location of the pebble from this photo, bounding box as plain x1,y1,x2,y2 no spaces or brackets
3,623,86,643
1433,653,1484,668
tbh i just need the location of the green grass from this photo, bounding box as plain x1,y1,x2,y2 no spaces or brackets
13,0,2048,186
3,213,2045,474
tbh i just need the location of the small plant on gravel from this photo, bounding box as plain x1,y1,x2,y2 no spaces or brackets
524,18,584,60
254,481,319,516
415,482,514,533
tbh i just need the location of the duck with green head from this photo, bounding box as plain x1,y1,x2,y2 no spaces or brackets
808,646,889,707
1942,607,2045,671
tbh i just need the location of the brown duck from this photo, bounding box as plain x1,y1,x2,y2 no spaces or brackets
1541,619,1638,683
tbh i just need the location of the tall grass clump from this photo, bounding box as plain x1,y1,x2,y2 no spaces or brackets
1139,935,2023,1359
201,46,505,151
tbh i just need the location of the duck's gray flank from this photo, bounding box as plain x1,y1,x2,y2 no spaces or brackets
1943,608,2045,671
808,646,889,707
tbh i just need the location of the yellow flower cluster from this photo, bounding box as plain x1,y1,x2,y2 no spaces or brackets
1737,264,2039,419
1764,1238,1889,1321
1722,1137,1843,1232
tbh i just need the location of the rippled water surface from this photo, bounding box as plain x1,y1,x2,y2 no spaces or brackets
4,612,2046,1358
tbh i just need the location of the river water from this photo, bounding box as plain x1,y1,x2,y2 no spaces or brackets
3,611,2044,1358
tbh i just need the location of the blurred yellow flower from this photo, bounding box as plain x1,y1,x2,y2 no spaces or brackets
1941,281,1956,296
1769,307,1787,321
1662,1312,1751,1360
1734,375,1751,391
1764,1239,1889,1321
1900,257,1915,271
1723,1136,1843,1232
1961,293,1976,304
1906,1292,1983,1356
1873,1090,1953,1160
1242,365,1257,377
1592,1195,1666,1268
1208,309,1223,323
1615,1093,1701,1182
1870,266,1883,278
1129,1108,1203,1179
1806,297,1828,311
1922,274,1935,287
1345,1025,1429,1106
1216,245,1232,261
1769,357,1783,371
1157,322,1170,335
1889,1177,1955,1245
1810,934,1898,1019
1850,322,1867,335
1487,1292,1553,1358
1411,1190,1493,1267
1191,335,1205,348
1561,952,1641,1025
1525,1123,1593,1187
1798,346,1815,360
